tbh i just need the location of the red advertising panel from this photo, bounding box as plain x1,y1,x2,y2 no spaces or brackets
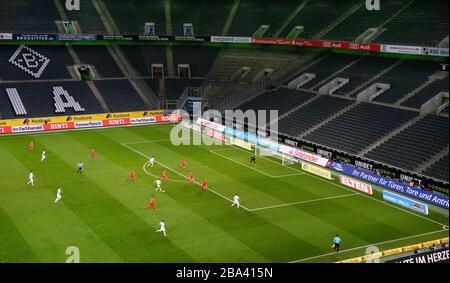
43,122,75,131
102,118,131,127
0,126,12,134
339,175,373,195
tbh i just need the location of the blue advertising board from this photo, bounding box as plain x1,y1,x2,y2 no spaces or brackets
383,191,429,215
329,162,449,209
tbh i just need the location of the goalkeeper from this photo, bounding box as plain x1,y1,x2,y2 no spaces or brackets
249,155,256,164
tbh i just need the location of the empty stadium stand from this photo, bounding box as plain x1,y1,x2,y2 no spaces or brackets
281,0,361,39
375,0,449,47
402,77,449,109
423,154,449,182
164,78,203,100
295,54,360,90
93,79,147,112
238,88,316,121
0,45,74,81
304,103,417,154
365,115,449,171
323,0,409,42
319,56,398,95
170,0,232,35
0,81,103,118
278,95,354,136
172,46,220,78
103,0,166,34
58,0,107,34
0,0,60,33
228,0,296,37
72,46,124,78
371,60,438,103
120,45,168,77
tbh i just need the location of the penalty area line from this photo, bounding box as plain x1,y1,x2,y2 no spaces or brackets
121,143,251,211
289,229,449,263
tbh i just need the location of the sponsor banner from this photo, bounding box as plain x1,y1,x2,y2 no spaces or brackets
386,248,449,263
11,124,44,133
252,38,381,52
383,191,429,215
130,117,157,124
43,122,74,131
252,37,295,45
180,121,201,132
57,34,97,41
156,115,181,123
301,161,332,180
195,118,226,132
13,34,58,41
339,175,373,195
422,47,449,57
102,118,131,127
0,126,12,134
0,33,13,40
211,36,252,44
381,44,422,55
138,35,171,41
207,129,225,141
174,36,210,42
74,121,103,128
0,110,166,127
230,137,253,151
329,162,449,209
279,145,329,167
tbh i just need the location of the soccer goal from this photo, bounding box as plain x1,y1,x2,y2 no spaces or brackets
254,143,298,166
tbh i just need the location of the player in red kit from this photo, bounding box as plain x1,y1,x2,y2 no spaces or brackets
181,159,187,170
146,196,157,210
162,169,168,182
128,168,135,182
29,141,34,153
201,179,207,191
90,149,96,159
189,172,195,185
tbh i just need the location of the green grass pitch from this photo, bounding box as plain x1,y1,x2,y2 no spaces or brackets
0,124,448,263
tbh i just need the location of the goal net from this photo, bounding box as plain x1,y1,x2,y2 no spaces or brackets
254,142,298,166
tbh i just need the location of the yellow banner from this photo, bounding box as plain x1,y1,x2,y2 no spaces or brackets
301,161,332,180
0,110,166,127
337,237,449,263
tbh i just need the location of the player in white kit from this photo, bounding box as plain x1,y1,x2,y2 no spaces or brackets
41,151,46,163
55,186,62,203
155,179,164,192
231,193,240,208
156,220,167,236
27,171,34,186
149,156,155,167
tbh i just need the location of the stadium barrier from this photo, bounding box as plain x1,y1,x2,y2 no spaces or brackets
194,118,330,167
329,161,449,210
337,237,449,263
301,161,332,180
1,31,447,57
0,111,180,135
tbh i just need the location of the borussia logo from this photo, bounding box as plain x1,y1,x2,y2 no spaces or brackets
9,45,50,78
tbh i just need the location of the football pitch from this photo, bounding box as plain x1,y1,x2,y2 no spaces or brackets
0,124,448,263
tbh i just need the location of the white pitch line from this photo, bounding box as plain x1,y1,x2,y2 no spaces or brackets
122,139,173,145
271,173,305,178
289,229,449,263
142,162,187,184
209,149,280,178
249,193,359,212
121,143,251,211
